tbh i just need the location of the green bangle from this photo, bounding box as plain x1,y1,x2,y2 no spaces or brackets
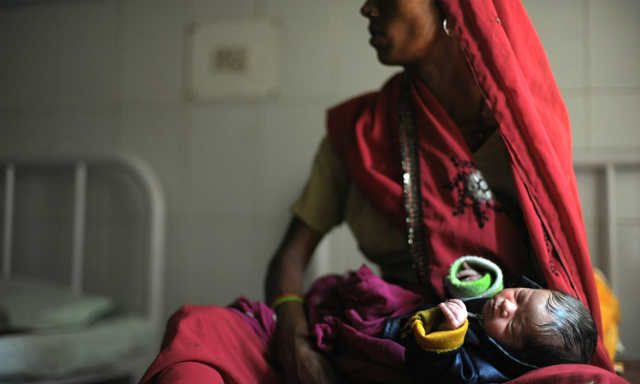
271,294,304,309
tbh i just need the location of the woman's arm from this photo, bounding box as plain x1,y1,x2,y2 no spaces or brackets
264,217,339,384
265,217,319,304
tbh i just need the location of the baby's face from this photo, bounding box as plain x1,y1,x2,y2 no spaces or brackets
481,288,552,350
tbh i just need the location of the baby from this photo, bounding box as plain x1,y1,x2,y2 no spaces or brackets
436,288,597,364
393,261,598,382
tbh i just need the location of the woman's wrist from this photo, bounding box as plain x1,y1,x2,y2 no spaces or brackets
274,299,310,339
271,293,305,309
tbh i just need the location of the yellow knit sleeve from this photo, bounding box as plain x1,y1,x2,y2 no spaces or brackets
407,308,468,353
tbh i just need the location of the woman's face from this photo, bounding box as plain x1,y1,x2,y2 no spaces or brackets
361,0,443,65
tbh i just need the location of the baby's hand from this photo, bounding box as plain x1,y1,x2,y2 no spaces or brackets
437,299,467,330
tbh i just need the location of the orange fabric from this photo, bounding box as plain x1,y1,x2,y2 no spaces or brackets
595,269,621,361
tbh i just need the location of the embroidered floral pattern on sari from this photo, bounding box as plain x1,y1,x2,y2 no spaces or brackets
445,156,498,228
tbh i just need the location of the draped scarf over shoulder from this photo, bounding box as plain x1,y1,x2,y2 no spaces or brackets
327,0,612,371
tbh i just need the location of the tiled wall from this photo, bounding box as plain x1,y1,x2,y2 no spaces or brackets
0,0,638,358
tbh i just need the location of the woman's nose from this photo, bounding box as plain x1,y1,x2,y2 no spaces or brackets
360,1,378,18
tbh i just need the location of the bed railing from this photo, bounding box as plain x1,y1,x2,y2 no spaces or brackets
0,155,166,336
573,150,640,295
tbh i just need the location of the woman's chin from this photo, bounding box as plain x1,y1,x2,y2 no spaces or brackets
375,51,400,66
371,47,408,67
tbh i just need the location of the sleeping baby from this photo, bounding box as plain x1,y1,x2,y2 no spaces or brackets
383,257,598,383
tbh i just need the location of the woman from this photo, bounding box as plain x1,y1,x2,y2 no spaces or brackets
140,1,620,383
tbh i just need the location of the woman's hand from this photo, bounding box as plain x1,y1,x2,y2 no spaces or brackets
437,299,467,330
265,218,338,383
273,302,339,384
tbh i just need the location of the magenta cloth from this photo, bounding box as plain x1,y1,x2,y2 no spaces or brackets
306,265,423,383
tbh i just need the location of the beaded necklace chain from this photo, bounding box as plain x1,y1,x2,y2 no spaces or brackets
397,75,430,287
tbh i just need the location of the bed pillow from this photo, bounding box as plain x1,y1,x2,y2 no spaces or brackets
0,278,115,331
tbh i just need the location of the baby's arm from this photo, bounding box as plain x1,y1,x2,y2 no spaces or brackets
437,299,468,330
405,299,476,382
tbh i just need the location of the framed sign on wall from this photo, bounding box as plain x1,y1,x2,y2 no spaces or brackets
184,19,280,101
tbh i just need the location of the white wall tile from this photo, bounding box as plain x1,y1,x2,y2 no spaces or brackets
187,0,255,21
328,0,398,100
575,170,605,267
328,225,375,275
0,112,55,155
617,224,640,359
523,0,588,89
0,111,119,155
591,92,640,149
189,104,265,215
263,0,337,100
118,104,191,213
255,103,327,216
0,2,120,109
163,212,198,315
589,0,640,88
177,212,268,305
120,0,187,103
563,91,589,149
265,0,328,23
582,220,604,269
616,169,640,220
575,170,603,219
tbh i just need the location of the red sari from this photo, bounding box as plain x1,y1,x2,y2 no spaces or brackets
139,1,623,382
329,0,613,372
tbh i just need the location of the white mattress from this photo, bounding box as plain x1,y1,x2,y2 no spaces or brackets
0,315,152,379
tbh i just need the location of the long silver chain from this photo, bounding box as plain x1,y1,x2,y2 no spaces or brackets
398,75,429,286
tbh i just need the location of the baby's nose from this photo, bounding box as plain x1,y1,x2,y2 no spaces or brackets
498,297,516,317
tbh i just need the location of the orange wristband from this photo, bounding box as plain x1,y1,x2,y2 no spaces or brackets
271,293,304,309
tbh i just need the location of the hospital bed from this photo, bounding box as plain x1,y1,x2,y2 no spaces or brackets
0,155,165,384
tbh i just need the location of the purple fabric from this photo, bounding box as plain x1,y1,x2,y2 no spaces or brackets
308,265,424,382
230,265,424,383
228,296,277,346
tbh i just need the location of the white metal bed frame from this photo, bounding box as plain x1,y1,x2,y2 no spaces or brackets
0,154,166,382
573,150,640,295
